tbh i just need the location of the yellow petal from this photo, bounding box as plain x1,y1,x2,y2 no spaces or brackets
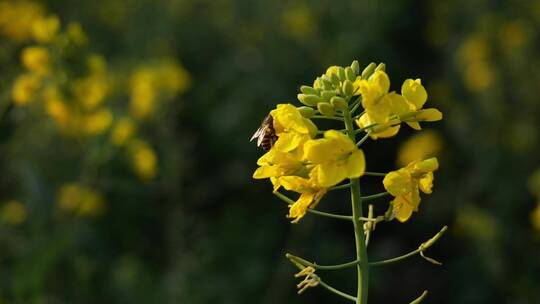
288,192,314,223
392,195,414,222
406,121,422,130
316,163,348,188
401,79,427,109
411,157,439,174
383,170,413,196
419,172,434,194
274,133,303,152
346,149,366,178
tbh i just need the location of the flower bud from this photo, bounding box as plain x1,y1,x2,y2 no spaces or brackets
337,67,346,81
317,102,335,117
351,60,360,74
361,62,377,79
297,94,321,106
330,73,340,86
375,63,386,72
298,106,316,118
321,90,336,100
345,67,356,81
330,96,347,111
342,80,354,96
300,85,318,95
320,76,333,90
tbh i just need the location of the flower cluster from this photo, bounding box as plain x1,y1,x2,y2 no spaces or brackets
254,60,442,224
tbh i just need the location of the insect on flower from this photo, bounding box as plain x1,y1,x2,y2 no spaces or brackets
250,114,277,151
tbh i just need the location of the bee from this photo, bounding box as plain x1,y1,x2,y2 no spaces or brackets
250,114,277,151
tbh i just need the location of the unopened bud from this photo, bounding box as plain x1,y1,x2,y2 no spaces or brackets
330,96,347,111
300,85,318,95
317,102,335,117
351,60,360,74
345,67,355,81
361,62,377,79
297,94,321,106
298,106,316,118
342,80,354,96
375,63,386,72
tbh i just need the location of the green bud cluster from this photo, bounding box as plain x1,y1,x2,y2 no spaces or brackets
297,60,385,118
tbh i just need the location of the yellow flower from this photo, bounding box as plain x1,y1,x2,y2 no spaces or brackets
21,46,50,76
270,103,317,152
0,1,45,42
383,158,438,222
74,76,108,110
81,108,113,136
130,68,157,119
356,74,442,139
32,15,60,43
12,73,41,105
0,200,27,225
128,140,158,180
531,204,540,232
57,184,105,217
111,118,136,146
304,130,365,187
397,130,443,167
279,176,327,223
43,86,70,128
67,22,88,45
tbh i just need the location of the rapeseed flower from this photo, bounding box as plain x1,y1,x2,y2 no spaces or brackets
21,46,50,76
270,103,317,152
128,140,158,180
12,73,41,105
0,200,27,225
253,148,305,191
383,158,438,222
279,176,327,223
304,130,365,187
32,14,60,43
111,118,136,146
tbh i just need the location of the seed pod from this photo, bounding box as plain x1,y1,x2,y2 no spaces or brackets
330,96,348,111
300,85,318,95
361,62,377,79
298,106,316,118
297,94,321,106
375,63,386,72
345,67,355,81
342,80,354,96
317,102,335,117
351,60,360,75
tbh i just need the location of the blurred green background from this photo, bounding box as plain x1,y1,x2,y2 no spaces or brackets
1,0,540,303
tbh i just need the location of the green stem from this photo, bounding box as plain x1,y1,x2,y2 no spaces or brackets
329,183,351,191
343,107,369,304
273,192,351,221
289,257,357,302
363,171,387,177
356,132,370,147
410,290,429,304
312,115,344,122
361,192,390,201
370,226,447,266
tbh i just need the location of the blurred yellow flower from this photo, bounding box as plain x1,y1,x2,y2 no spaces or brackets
21,46,50,76
111,118,136,146
44,86,71,128
383,158,438,222
32,14,60,43
531,204,540,232
67,22,88,45
0,0,45,42
81,108,113,136
463,61,494,92
58,184,105,217
0,200,27,225
498,21,527,51
74,76,109,110
155,60,191,95
455,204,497,241
281,5,316,40
128,140,158,180
130,68,157,119
304,130,365,187
279,176,327,223
12,73,41,105
397,130,443,167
